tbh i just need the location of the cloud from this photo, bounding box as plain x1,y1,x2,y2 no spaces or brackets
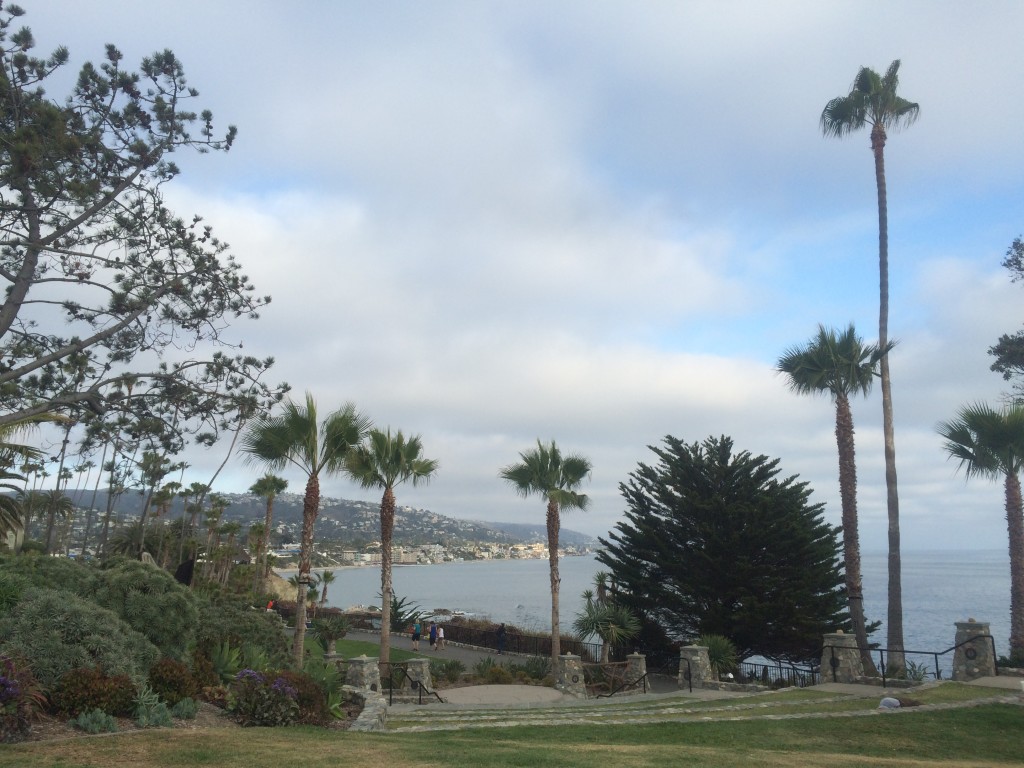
16,1,1024,552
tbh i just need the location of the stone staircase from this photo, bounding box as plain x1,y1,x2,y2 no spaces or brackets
384,689,1023,733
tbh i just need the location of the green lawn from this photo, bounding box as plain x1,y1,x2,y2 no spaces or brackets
5,685,1021,768
3,705,1021,768
332,637,423,662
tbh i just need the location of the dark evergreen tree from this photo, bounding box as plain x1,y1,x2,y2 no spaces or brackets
989,236,1024,392
598,435,850,663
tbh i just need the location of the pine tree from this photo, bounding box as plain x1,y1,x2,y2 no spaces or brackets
598,435,849,663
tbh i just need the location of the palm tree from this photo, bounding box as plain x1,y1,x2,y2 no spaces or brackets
346,428,438,664
39,490,74,555
778,323,892,674
500,439,591,662
0,467,25,547
319,569,336,612
200,495,227,580
248,473,288,592
241,394,370,666
572,572,639,664
938,403,1024,659
822,59,920,669
246,521,266,592
312,614,349,656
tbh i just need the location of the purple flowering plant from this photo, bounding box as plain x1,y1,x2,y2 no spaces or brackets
0,656,45,743
227,668,298,727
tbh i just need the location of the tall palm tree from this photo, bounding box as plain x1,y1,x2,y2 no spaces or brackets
778,323,892,673
938,403,1024,659
248,473,288,592
241,394,370,666
346,428,438,664
500,439,592,662
822,59,920,670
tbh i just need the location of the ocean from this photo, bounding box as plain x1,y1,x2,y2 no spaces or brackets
316,548,1013,664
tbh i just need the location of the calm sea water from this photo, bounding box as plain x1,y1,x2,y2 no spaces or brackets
317,549,1012,661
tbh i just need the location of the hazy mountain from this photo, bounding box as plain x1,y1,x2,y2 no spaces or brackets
64,489,594,548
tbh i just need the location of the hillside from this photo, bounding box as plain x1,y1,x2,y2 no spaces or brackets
61,489,596,548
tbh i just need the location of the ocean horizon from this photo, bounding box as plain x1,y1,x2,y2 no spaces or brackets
303,548,1012,666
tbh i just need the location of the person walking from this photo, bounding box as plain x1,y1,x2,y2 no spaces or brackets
496,622,507,655
412,620,421,651
437,624,446,650
429,620,438,651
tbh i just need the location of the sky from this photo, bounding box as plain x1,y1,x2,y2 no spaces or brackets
19,1,1024,550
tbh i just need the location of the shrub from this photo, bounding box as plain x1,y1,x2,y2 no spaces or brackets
69,708,118,734
227,669,298,727
190,650,219,690
430,658,465,684
0,655,45,744
194,594,290,670
148,657,199,706
135,701,173,728
274,669,329,725
170,697,198,720
0,587,160,689
51,667,137,718
473,657,497,677
485,665,514,685
521,656,550,681
0,554,98,597
0,571,27,615
302,655,343,698
698,634,739,677
89,558,198,661
209,641,241,684
133,683,173,727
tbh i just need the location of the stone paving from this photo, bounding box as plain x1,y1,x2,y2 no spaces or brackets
384,681,1024,733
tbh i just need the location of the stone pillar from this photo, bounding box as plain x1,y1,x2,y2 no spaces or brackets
345,655,381,693
679,645,712,689
621,653,647,695
404,658,433,691
555,653,587,699
952,619,996,681
821,631,864,683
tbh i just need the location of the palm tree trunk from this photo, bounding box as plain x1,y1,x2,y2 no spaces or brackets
1005,472,1024,656
292,474,320,667
547,499,561,662
379,487,396,664
872,123,905,672
260,497,274,592
81,443,107,559
835,394,879,675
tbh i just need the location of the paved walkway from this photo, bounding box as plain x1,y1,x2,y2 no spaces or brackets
346,629,1023,708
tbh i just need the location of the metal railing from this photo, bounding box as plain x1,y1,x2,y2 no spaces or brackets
380,662,444,705
736,660,819,688
439,623,621,661
822,634,998,686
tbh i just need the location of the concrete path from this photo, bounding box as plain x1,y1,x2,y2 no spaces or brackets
346,628,1023,709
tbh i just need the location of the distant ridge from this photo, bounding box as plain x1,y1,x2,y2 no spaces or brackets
475,521,596,549
48,489,594,548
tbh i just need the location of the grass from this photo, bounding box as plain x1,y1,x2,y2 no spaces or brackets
332,637,422,662
3,705,1021,767
6,685,1021,768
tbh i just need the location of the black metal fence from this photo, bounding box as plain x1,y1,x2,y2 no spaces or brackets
822,634,998,685
736,659,819,687
439,622,625,662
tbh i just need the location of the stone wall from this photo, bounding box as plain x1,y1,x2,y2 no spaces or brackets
952,620,996,681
